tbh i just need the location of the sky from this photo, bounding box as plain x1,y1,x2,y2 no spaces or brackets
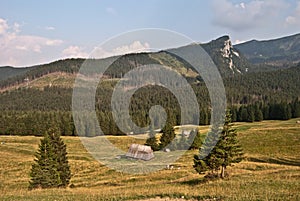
0,0,300,67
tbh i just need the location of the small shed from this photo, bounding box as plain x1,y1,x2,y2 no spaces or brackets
125,144,154,161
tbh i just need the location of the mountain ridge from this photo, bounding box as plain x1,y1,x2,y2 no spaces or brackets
235,33,300,67
0,33,300,91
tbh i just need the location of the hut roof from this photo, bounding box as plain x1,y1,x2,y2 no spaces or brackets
125,144,154,161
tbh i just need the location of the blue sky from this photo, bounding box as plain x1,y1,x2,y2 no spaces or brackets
1,0,300,66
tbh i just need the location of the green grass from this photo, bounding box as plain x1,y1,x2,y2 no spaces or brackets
0,118,300,201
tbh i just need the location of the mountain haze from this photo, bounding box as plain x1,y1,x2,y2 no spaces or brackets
235,33,300,67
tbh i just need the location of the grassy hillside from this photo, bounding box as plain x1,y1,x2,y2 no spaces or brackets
0,119,299,201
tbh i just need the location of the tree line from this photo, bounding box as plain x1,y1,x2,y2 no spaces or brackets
0,98,299,136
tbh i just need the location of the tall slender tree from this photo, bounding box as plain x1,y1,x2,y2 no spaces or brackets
159,123,176,150
29,127,71,189
177,131,189,150
194,111,243,179
188,129,202,150
145,124,159,151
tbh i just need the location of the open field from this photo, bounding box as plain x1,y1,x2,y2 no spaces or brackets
0,119,300,201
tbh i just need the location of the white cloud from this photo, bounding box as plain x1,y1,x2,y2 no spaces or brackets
46,39,63,46
240,3,246,9
62,46,89,58
15,45,28,51
113,41,150,55
92,41,150,59
45,26,55,30
0,18,64,66
211,0,289,31
106,7,117,16
285,2,300,25
0,18,9,35
62,41,151,60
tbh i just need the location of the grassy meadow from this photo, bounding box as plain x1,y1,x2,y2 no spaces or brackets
0,118,300,201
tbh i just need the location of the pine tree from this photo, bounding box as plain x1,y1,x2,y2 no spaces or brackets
254,104,264,122
246,106,255,122
194,111,243,179
238,106,248,122
188,129,202,150
231,107,238,122
29,127,71,189
262,105,270,120
48,127,71,187
29,132,57,189
215,112,244,178
177,131,189,150
145,124,159,151
193,125,221,175
292,99,300,118
159,123,176,151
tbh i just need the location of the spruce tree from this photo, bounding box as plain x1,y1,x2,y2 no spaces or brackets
48,127,71,187
194,111,243,179
188,129,202,150
238,106,248,122
193,125,221,175
145,124,159,151
29,127,71,189
29,132,57,189
177,131,189,150
254,105,264,122
159,123,176,151
215,112,244,178
292,99,300,118
246,106,255,122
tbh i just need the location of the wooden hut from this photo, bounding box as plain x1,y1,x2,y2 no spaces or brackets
126,144,154,161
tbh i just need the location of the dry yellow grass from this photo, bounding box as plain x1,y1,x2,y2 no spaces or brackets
0,118,300,201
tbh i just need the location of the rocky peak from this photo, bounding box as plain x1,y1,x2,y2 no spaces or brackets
200,35,248,76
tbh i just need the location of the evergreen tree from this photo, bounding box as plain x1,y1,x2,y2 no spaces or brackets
194,111,243,179
283,103,292,120
48,127,71,187
29,132,57,189
145,124,159,151
292,99,300,118
177,131,189,150
254,104,264,122
262,105,270,120
29,127,71,189
246,106,255,122
159,123,176,150
231,107,238,122
238,106,248,122
188,129,202,150
199,109,209,125
193,126,221,175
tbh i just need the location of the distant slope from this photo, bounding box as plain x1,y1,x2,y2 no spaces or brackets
1,33,300,90
0,59,84,89
0,35,256,89
0,63,299,111
235,33,300,67
0,66,30,81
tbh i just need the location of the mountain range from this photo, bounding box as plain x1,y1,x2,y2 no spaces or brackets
0,33,300,136
0,33,299,105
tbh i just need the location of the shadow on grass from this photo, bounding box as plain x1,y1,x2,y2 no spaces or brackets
248,157,300,167
180,178,207,186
